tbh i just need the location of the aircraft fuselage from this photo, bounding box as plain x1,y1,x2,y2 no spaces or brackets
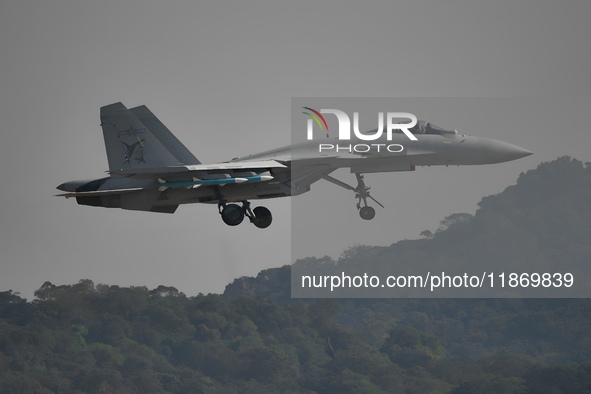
56,102,532,227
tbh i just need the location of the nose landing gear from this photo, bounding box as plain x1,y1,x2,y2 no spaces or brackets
354,173,383,220
321,173,383,220
359,206,376,220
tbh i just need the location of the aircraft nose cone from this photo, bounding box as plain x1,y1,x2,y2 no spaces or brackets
483,139,533,163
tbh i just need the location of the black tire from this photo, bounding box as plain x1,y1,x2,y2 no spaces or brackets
252,206,272,229
221,204,244,226
359,206,375,220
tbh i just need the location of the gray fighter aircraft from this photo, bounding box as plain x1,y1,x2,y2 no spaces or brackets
56,102,532,228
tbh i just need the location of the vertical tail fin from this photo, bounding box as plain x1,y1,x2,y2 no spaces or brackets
100,102,200,172
129,105,200,165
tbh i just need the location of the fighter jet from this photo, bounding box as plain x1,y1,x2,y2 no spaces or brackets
56,102,532,228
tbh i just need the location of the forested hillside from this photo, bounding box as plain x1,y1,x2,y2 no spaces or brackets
286,156,591,297
1,157,591,393
2,283,591,393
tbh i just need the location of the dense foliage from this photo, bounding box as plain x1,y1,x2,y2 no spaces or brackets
1,157,590,393
2,284,591,393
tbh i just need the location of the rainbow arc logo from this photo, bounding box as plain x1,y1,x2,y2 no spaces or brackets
302,107,329,139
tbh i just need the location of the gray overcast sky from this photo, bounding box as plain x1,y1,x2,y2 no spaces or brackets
1,1,590,300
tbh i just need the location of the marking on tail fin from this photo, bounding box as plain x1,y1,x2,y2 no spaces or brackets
102,102,199,171
117,126,147,166
117,125,146,137
122,140,146,165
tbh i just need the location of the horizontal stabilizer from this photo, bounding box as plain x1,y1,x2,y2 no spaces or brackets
55,188,145,198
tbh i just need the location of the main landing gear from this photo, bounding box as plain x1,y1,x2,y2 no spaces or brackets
218,200,272,229
321,173,384,220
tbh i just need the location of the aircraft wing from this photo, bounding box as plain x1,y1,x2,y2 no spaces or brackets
103,159,290,194
185,160,287,171
110,159,287,178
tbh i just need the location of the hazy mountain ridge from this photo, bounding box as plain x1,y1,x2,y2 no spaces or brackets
224,156,591,361
230,156,591,298
1,157,591,393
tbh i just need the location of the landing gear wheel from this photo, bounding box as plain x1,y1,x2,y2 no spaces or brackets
319,173,384,221
221,204,244,226
252,206,272,229
359,206,376,220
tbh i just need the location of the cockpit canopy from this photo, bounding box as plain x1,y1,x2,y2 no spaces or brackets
363,120,457,136
410,120,457,135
